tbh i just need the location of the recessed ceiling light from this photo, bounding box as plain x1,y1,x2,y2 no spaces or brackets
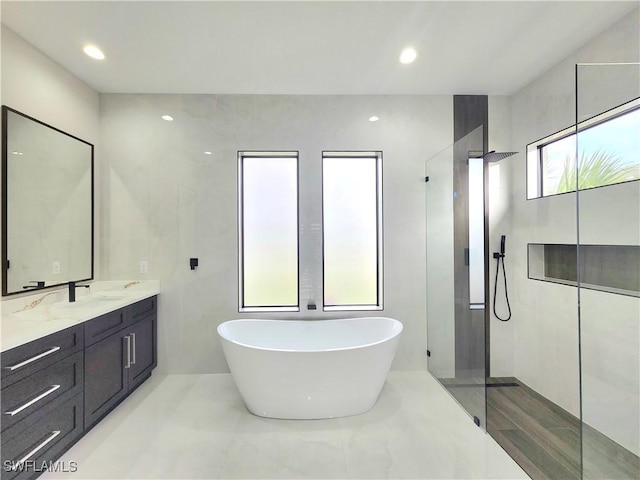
399,47,417,64
162,115,174,121
204,151,213,155
369,116,380,122
83,45,105,60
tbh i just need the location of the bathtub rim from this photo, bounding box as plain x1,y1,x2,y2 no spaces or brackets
217,317,403,353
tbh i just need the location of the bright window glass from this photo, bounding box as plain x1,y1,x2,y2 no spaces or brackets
468,157,485,307
322,152,383,310
239,153,298,311
528,103,640,199
540,134,577,196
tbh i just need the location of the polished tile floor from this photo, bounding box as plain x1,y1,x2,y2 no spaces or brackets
43,372,528,479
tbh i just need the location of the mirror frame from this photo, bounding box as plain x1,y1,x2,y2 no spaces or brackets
1,105,94,296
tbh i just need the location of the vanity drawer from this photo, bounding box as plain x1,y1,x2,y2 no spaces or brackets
84,309,128,347
1,393,82,480
83,296,156,348
1,325,83,389
127,296,157,324
1,352,83,433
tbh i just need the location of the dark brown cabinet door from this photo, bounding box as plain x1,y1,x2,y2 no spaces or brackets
127,314,156,390
83,332,127,429
83,306,157,429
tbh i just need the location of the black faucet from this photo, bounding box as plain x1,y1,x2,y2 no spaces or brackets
68,281,90,302
23,280,45,290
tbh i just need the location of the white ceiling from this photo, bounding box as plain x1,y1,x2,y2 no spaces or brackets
1,1,638,95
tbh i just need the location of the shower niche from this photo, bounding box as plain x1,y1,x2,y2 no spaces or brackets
528,243,640,297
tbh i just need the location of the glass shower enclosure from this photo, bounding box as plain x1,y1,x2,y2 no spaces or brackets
576,62,640,479
425,125,487,429
425,63,639,479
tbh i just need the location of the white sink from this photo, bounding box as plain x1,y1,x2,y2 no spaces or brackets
51,293,128,315
93,292,128,300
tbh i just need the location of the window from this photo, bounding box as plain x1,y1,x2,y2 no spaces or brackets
527,100,640,199
238,152,299,311
322,152,383,310
468,156,485,309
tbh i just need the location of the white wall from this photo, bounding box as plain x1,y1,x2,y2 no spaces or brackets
99,93,453,374
0,26,100,296
498,8,639,454
1,27,99,149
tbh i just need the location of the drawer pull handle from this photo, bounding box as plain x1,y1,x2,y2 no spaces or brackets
124,335,131,369
12,430,61,470
4,346,61,371
5,385,62,416
131,332,136,365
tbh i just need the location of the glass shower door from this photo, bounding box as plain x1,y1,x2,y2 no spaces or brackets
426,126,487,429
576,62,640,479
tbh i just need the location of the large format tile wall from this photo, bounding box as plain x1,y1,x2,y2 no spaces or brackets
497,8,639,454
1,24,452,374
99,93,452,374
487,95,515,377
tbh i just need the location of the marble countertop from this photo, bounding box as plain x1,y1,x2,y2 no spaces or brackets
0,280,160,352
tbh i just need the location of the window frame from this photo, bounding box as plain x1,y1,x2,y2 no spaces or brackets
526,98,640,200
237,151,300,313
321,151,384,312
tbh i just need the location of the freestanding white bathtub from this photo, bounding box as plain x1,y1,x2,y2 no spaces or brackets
217,317,403,419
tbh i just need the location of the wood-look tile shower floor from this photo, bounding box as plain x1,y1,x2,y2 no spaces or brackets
487,378,640,480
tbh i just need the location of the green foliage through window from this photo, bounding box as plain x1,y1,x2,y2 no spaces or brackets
547,149,640,195
536,105,639,197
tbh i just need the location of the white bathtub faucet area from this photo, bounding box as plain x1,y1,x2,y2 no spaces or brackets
217,317,403,419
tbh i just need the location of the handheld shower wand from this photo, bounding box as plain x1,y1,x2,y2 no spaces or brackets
492,235,511,322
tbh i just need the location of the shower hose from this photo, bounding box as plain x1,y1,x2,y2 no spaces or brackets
493,253,512,322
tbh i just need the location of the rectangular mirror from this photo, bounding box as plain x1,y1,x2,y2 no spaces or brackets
2,106,93,296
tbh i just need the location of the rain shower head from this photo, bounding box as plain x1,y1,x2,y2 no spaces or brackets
484,150,518,163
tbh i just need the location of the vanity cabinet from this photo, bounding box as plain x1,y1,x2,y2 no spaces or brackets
1,294,157,479
84,296,157,429
0,325,84,480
